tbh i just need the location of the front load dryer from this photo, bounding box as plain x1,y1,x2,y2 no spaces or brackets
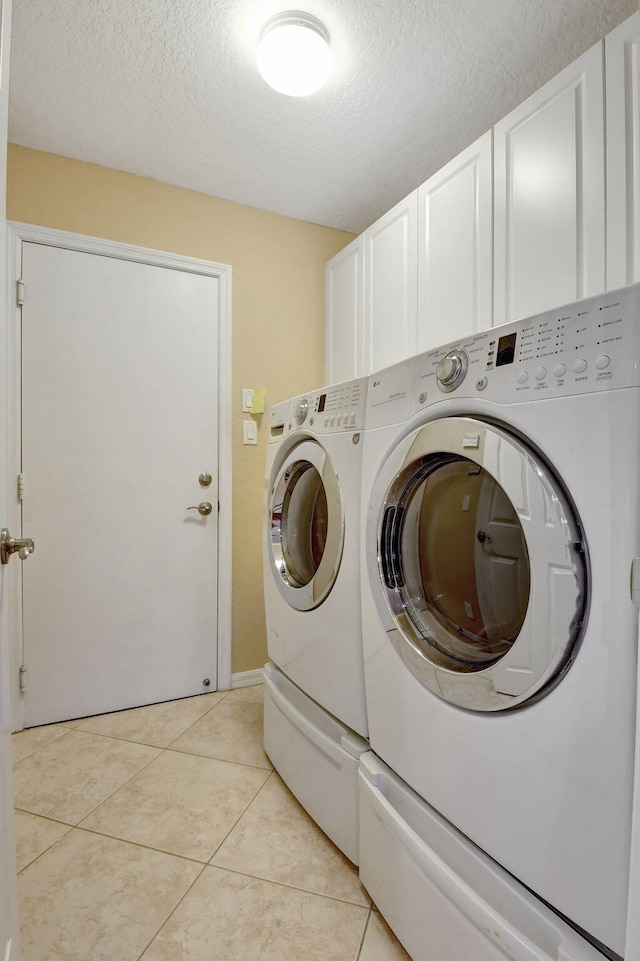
359,284,640,959
263,378,369,863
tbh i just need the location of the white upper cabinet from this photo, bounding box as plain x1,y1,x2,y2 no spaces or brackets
325,17,636,382
417,131,493,352
605,13,640,290
493,42,605,326
363,191,418,375
325,235,363,384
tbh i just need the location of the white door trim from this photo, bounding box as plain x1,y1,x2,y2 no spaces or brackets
6,222,233,731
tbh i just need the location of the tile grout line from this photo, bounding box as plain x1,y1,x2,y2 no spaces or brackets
72,822,214,866
167,693,268,745
73,741,272,832
355,908,375,961
68,689,233,750
164,744,273,772
199,861,372,910
66,743,166,827
11,725,76,767
133,860,208,961
13,817,73,875
206,769,372,908
207,768,277,864
161,689,233,749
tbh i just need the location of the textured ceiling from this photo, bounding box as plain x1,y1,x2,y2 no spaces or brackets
8,0,638,233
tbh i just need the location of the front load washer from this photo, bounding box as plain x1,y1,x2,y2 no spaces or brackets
359,284,640,959
263,378,369,863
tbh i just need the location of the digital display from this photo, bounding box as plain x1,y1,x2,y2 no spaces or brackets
317,393,326,413
496,332,517,367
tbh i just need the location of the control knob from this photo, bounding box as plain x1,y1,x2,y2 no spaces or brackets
436,349,469,392
293,398,309,425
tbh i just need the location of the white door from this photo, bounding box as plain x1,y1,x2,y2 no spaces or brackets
20,241,220,727
0,251,20,959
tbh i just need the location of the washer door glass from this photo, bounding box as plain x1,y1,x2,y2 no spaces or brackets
270,439,344,611
376,417,587,711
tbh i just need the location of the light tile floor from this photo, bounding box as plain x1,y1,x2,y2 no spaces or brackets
13,685,410,961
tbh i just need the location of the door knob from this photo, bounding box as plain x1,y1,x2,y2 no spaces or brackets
1,528,35,565
187,502,213,516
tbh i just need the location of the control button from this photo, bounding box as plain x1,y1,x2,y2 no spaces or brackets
350,412,356,425
488,351,495,357
330,416,335,426
336,414,342,425
437,356,457,383
517,371,529,384
436,349,469,392
595,354,610,370
293,397,309,425
535,367,547,381
324,418,329,427
476,377,488,391
553,363,567,378
574,359,588,374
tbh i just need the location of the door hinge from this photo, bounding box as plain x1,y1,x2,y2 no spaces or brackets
631,558,640,607
16,279,25,307
17,473,24,501
19,665,27,693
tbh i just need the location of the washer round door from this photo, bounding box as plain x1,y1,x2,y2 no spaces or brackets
269,439,345,611
371,416,587,711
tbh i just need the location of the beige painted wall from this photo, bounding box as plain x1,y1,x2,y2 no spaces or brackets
7,145,355,675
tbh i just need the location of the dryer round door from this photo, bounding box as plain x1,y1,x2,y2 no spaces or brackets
370,416,587,711
269,439,345,611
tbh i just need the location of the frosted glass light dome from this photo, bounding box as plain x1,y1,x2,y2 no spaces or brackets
257,12,332,97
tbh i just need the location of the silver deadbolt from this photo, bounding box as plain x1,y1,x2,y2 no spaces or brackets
1,528,35,564
198,472,212,488
187,502,213,516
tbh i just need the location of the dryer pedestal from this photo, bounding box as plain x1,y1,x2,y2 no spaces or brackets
263,662,369,865
359,752,605,961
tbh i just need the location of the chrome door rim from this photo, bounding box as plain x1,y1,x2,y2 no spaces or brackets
269,439,345,611
372,416,587,711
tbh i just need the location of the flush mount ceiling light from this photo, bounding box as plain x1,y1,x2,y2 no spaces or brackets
257,11,332,97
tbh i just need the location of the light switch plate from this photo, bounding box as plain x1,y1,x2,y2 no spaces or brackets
241,388,254,412
242,420,258,445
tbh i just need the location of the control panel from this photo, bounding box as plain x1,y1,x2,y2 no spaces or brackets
282,377,368,435
410,284,640,410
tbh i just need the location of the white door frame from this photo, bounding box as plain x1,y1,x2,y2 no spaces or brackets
6,222,233,732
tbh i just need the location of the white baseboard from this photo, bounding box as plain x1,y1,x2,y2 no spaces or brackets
231,668,264,689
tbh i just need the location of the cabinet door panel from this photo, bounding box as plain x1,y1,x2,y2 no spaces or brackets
325,236,363,384
606,13,640,290
364,193,418,374
417,132,492,351
494,42,605,325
